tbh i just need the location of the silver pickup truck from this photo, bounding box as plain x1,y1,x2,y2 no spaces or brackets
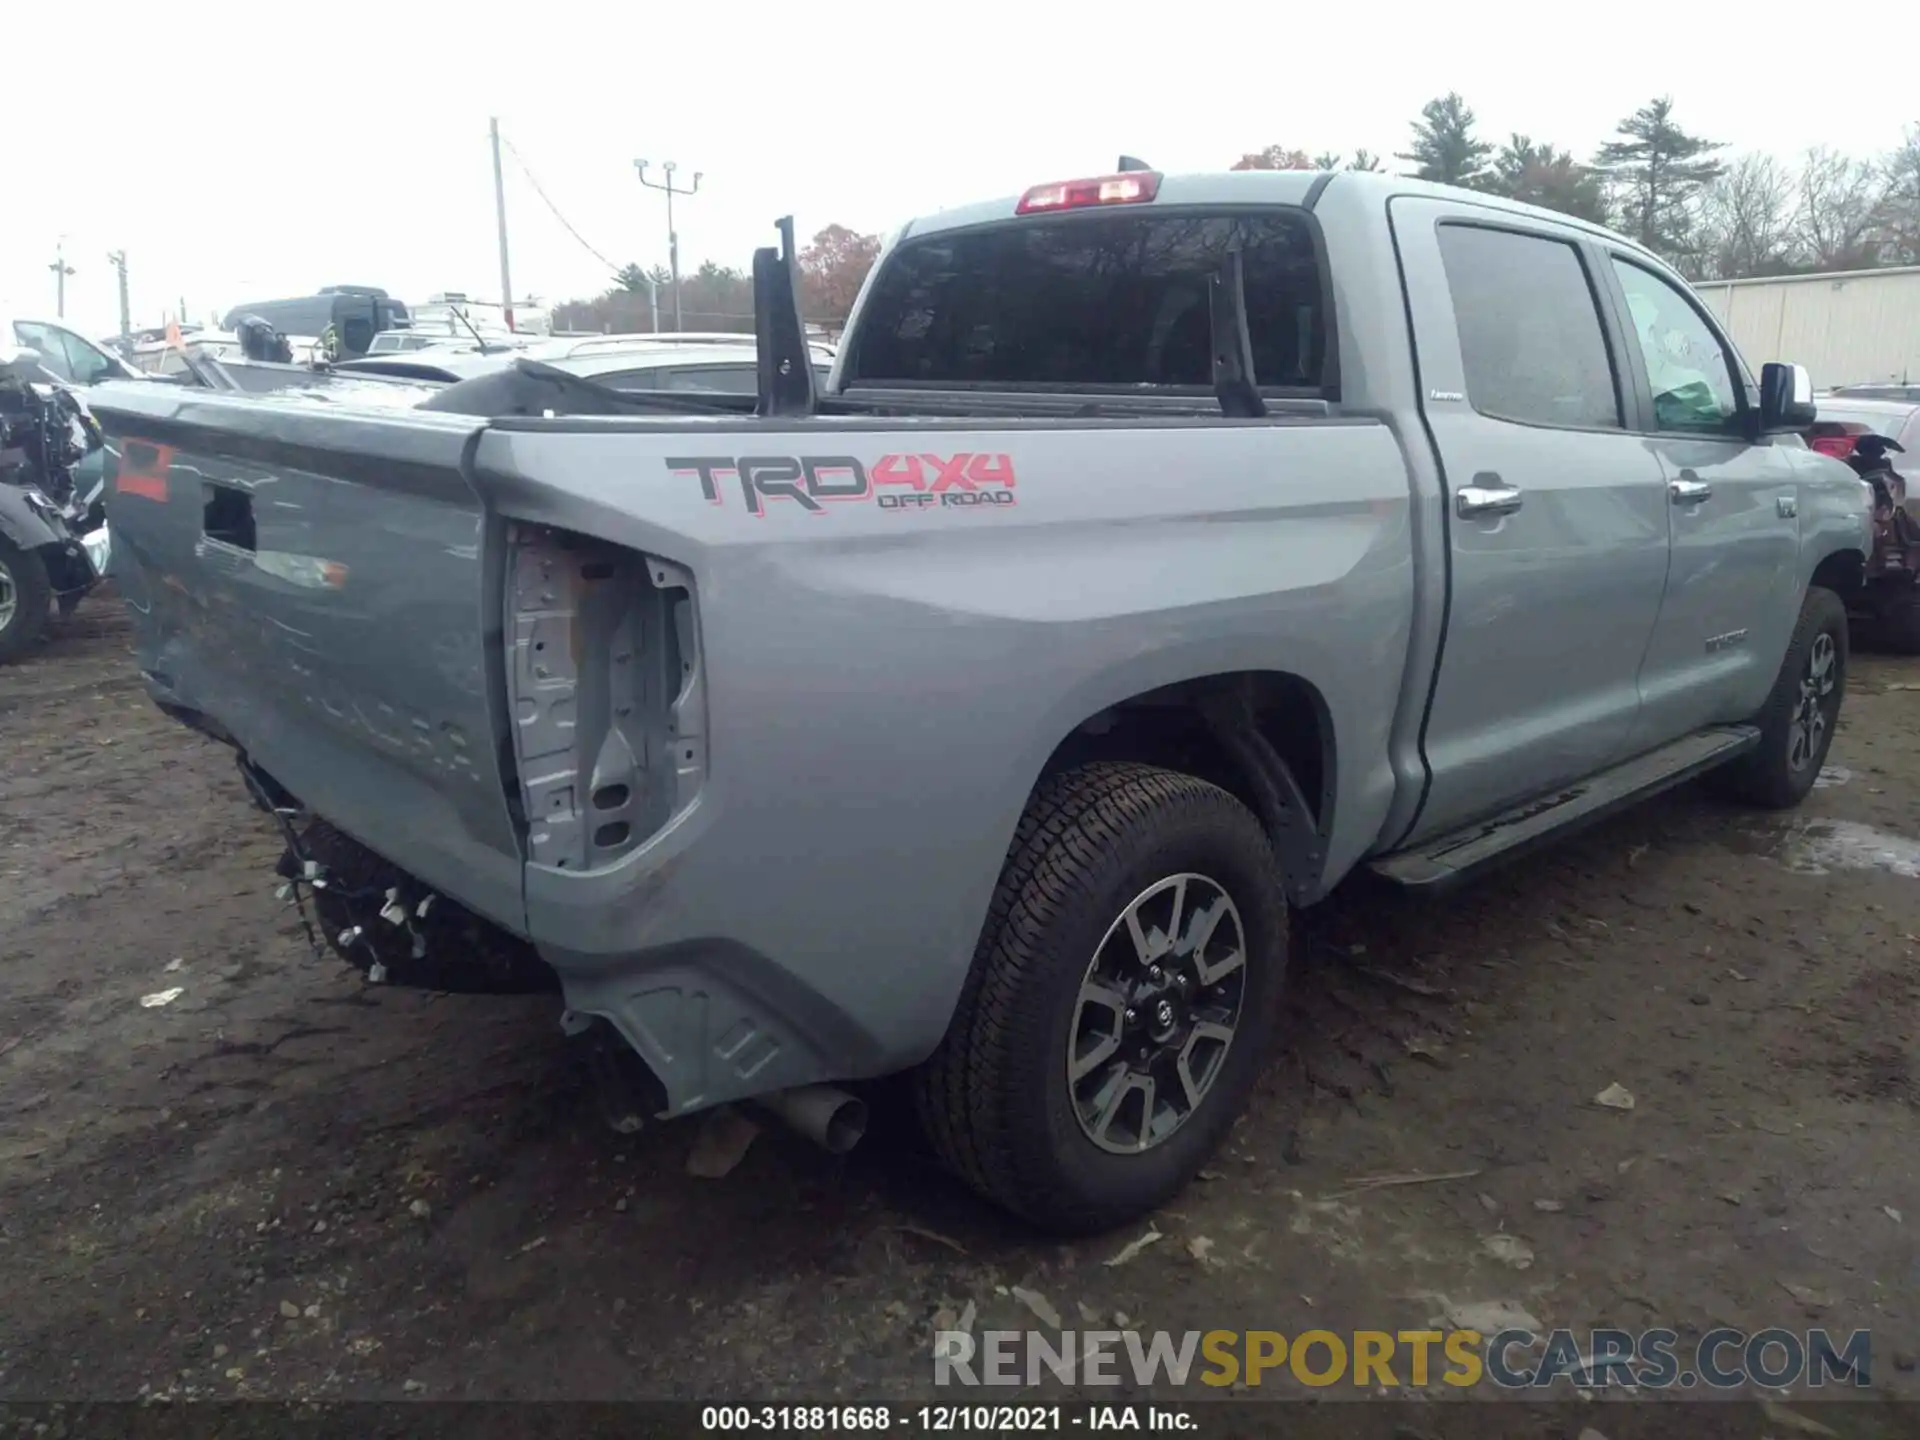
90,168,1871,1233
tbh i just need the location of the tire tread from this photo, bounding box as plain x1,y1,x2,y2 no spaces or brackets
0,539,53,664
1714,586,1847,809
915,761,1279,1230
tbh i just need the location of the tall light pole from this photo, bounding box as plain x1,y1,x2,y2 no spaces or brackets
49,240,75,318
107,251,132,350
490,117,517,332
634,160,701,332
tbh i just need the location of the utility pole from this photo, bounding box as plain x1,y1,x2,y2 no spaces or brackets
49,240,75,318
107,251,132,349
635,160,702,332
633,270,661,334
489,117,516,333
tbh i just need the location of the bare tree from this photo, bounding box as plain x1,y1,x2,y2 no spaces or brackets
1876,124,1920,265
798,225,883,319
1230,145,1315,171
1696,153,1798,279
1794,147,1883,271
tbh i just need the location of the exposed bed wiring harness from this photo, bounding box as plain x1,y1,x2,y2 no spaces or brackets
237,755,553,995
240,759,430,984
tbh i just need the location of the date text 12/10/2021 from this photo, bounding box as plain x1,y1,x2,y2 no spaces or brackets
701,1405,1193,1432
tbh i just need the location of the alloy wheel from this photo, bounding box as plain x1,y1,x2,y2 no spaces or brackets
1788,630,1838,772
1066,873,1248,1155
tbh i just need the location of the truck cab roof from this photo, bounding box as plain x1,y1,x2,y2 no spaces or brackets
894,167,1632,252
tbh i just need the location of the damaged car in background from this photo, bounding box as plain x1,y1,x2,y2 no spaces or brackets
0,348,111,662
88,169,1872,1233
1808,393,1920,652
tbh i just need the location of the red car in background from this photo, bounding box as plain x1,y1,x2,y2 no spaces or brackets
1809,386,1920,652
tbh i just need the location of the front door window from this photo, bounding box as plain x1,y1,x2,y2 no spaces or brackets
1610,260,1741,435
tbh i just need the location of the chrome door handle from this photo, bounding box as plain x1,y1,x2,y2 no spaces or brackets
1670,478,1713,505
1456,485,1524,518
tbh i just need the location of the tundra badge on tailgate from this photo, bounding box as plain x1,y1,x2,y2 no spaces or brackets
667,453,1017,517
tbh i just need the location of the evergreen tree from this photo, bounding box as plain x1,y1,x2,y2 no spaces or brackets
1492,135,1610,225
1595,97,1725,261
1397,93,1492,188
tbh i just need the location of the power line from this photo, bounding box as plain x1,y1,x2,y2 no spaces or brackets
499,135,624,278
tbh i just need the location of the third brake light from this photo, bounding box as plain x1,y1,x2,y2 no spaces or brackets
1015,172,1162,216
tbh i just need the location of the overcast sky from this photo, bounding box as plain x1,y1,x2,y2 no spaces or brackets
6,1,1912,337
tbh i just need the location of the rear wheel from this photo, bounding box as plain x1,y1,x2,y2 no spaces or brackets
0,537,52,664
1712,586,1847,809
915,762,1288,1234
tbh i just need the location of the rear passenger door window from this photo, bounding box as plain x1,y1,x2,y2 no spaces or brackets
1437,225,1621,431
13,322,75,382
57,331,122,385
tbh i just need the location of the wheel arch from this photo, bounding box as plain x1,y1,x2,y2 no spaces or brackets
1035,670,1336,905
1810,546,1866,601
0,489,62,553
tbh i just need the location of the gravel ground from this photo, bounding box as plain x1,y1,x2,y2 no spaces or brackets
1,602,1915,1413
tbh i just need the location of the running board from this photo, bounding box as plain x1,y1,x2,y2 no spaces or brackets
1369,725,1761,892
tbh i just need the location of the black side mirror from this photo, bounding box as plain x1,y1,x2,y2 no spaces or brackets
1759,361,1817,434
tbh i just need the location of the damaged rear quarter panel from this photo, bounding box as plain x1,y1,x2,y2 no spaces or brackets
471,418,1415,1081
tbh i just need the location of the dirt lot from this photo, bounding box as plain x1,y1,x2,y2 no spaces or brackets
1,603,1916,1412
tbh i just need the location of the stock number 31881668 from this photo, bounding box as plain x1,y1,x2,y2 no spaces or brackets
700,1405,1066,1432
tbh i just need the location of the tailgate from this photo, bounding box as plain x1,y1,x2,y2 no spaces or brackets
90,383,527,932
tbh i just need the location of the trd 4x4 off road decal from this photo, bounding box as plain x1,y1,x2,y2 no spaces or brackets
667,453,1017,516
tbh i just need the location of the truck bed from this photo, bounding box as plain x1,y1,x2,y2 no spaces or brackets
91,378,1416,1112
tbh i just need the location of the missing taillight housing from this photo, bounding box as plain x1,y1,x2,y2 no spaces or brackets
1016,171,1162,216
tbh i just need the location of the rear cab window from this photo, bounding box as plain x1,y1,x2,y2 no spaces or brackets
844,209,1329,395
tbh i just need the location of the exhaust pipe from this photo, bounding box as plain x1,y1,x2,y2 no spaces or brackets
753,1084,868,1155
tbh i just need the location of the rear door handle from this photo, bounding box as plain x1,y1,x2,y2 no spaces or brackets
1670,478,1713,505
1456,481,1524,518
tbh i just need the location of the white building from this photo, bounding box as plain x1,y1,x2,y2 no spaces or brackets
1696,265,1920,389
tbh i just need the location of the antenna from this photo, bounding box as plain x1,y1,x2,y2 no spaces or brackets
1117,155,1154,173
